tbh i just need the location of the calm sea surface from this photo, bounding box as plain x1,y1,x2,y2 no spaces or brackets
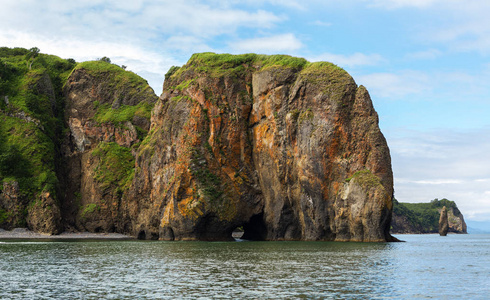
0,234,489,299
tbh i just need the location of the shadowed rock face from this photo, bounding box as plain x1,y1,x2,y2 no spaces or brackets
126,53,394,242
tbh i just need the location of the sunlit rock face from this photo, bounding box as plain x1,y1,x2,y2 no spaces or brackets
127,53,394,242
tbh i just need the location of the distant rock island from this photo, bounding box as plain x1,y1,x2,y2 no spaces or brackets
1,47,395,241
391,198,467,234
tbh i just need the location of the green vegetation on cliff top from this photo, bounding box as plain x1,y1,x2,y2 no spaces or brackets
74,60,153,94
74,60,155,129
165,52,347,81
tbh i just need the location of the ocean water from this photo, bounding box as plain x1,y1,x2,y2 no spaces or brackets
0,234,489,299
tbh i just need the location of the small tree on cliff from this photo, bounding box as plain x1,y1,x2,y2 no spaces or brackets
25,47,40,70
99,56,111,64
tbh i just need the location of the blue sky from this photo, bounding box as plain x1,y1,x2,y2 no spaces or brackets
2,0,490,226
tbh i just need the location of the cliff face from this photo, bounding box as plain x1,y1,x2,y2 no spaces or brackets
60,62,158,233
126,53,394,241
0,49,73,234
391,198,467,234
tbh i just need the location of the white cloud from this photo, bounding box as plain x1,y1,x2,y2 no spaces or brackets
389,127,490,221
164,36,214,53
366,0,440,9
0,0,291,93
238,0,305,10
310,20,332,27
405,49,442,60
310,52,385,68
397,179,463,185
356,67,490,101
410,1,490,54
229,34,303,53
356,71,431,98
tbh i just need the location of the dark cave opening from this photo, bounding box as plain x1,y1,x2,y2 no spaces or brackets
237,213,267,241
137,230,146,240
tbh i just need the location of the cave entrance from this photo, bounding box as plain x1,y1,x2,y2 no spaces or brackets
137,230,146,240
233,213,267,241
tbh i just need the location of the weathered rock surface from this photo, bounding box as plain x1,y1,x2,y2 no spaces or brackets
445,205,467,233
126,53,394,241
439,206,449,236
0,181,26,229
60,64,157,233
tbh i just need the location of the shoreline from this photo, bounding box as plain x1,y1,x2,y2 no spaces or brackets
0,228,134,240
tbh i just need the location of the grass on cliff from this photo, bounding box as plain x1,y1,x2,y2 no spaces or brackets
167,52,311,79
91,142,135,193
0,47,70,204
345,169,382,189
0,107,58,198
75,60,156,130
73,60,154,96
93,102,153,124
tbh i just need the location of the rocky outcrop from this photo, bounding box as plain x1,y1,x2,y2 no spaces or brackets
446,205,467,233
439,206,449,236
26,191,62,235
0,181,26,229
60,63,158,233
126,53,394,242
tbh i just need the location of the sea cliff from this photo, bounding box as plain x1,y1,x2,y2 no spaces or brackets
0,48,395,241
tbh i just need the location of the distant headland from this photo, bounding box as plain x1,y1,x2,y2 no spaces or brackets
391,198,467,234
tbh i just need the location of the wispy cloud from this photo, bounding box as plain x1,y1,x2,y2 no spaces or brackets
357,71,431,98
310,52,385,68
229,34,303,53
397,179,463,185
0,0,289,93
405,49,442,60
310,20,332,27
366,0,440,9
389,127,490,221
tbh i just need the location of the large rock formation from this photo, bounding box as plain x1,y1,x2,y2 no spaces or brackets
1,49,395,242
126,53,394,242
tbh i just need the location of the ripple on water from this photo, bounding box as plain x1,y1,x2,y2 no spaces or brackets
0,235,489,299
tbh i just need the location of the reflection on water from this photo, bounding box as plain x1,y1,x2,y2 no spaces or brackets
0,234,489,299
